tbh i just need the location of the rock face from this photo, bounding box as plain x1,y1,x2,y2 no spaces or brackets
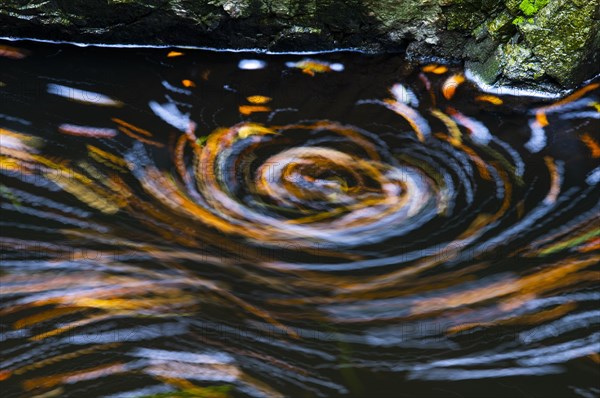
1,0,598,90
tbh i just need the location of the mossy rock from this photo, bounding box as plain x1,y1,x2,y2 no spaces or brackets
470,0,599,88
505,0,524,14
487,10,517,41
363,0,441,27
517,0,599,86
502,42,546,81
518,0,550,16
443,0,487,31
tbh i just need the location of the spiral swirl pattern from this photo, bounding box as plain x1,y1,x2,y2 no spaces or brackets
1,42,599,398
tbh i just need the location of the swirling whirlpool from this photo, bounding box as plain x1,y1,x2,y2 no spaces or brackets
1,42,599,397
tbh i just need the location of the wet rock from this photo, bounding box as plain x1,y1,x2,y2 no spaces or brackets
516,0,599,86
468,0,599,89
0,0,598,90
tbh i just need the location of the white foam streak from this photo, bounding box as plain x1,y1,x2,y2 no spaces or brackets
390,83,419,107
132,348,234,364
239,59,267,70
519,343,600,366
519,311,600,343
524,119,546,153
161,80,192,95
47,83,122,106
464,68,567,99
409,366,563,380
585,166,600,185
148,101,191,131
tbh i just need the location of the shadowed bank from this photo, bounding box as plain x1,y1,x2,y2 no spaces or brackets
1,0,599,91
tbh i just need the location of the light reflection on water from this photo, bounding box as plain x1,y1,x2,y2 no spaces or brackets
1,41,599,398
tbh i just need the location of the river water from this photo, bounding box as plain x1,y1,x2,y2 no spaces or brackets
1,41,599,398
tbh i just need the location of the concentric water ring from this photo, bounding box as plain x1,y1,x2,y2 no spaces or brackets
175,121,439,249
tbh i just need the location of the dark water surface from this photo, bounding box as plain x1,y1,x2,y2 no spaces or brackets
1,41,599,398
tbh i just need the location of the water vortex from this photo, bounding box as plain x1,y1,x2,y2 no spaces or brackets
1,43,599,397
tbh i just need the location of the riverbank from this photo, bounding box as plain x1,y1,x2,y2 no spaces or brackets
1,0,598,92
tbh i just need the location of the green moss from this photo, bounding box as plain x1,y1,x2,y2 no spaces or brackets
511,0,549,25
512,16,525,25
518,0,549,16
512,15,534,25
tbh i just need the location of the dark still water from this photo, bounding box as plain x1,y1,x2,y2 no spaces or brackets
1,40,599,398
